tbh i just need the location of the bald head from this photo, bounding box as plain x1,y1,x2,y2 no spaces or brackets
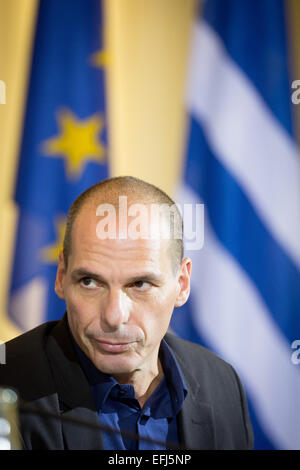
63,176,184,273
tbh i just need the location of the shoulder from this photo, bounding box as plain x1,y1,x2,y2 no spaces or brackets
164,332,232,372
164,332,245,399
0,320,60,401
164,334,254,449
4,320,59,363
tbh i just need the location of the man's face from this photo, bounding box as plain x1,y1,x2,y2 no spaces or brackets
55,203,191,381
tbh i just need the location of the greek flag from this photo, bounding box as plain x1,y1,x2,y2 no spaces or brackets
8,0,108,331
171,0,300,450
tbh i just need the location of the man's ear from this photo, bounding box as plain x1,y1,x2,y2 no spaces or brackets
174,257,192,307
55,250,66,300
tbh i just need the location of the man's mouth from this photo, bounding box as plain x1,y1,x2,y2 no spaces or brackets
92,338,135,353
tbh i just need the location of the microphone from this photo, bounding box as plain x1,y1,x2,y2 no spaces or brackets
0,388,22,450
19,401,187,450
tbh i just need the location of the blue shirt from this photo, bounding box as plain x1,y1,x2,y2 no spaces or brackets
71,334,187,450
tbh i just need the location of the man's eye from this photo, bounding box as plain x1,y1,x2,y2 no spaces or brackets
132,281,151,291
80,277,98,289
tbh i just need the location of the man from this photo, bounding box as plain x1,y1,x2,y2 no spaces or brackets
1,176,254,450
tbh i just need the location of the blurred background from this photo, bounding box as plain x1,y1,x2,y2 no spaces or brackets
0,0,300,450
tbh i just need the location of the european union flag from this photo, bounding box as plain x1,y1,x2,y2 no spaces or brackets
8,0,108,331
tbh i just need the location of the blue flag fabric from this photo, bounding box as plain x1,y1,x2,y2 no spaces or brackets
8,0,108,331
171,0,300,450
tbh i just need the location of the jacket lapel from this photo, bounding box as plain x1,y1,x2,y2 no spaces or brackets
178,392,216,450
45,314,104,450
165,334,216,450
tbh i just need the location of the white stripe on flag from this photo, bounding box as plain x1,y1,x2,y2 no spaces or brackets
186,20,300,270
177,184,300,450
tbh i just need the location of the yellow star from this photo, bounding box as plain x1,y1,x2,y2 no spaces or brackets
41,216,66,264
42,110,106,179
90,48,110,68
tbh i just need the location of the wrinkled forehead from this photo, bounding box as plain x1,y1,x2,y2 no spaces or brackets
70,199,174,263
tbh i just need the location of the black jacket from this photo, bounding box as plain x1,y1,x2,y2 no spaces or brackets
0,314,254,450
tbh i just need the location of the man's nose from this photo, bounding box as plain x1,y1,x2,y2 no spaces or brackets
101,289,130,331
